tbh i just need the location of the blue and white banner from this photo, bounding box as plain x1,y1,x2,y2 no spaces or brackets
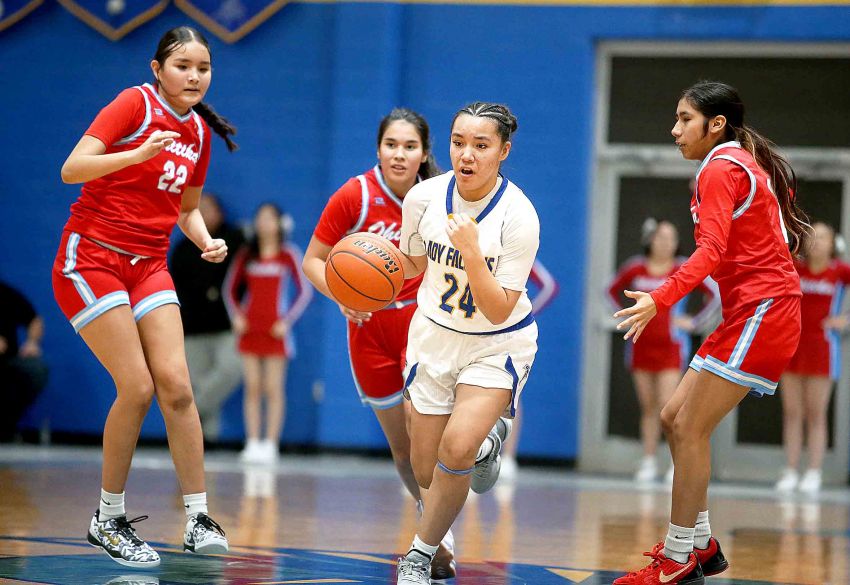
174,0,287,43
56,0,169,40
0,0,44,32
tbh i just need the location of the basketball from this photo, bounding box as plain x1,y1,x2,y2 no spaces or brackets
325,232,406,312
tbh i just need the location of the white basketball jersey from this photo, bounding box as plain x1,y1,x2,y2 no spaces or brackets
400,171,539,334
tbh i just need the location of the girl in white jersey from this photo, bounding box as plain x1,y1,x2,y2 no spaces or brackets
395,102,540,585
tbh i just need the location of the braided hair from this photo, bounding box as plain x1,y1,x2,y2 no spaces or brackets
452,102,518,144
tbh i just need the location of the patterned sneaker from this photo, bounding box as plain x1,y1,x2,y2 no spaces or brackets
694,537,728,576
184,513,228,554
471,417,513,494
87,510,160,568
431,529,456,580
397,552,431,584
612,544,704,585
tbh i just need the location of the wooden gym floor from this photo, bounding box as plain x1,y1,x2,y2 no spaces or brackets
0,446,848,584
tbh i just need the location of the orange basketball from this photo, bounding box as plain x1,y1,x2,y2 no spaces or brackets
325,232,406,312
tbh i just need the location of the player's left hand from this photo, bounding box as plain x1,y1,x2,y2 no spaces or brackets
614,290,657,342
446,212,479,255
201,238,228,263
271,319,288,339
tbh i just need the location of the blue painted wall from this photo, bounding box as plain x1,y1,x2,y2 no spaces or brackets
2,1,848,459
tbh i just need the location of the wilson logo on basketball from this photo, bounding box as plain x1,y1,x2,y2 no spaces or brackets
353,239,400,274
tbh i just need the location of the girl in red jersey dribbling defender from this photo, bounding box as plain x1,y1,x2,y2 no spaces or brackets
52,27,234,568
613,81,808,585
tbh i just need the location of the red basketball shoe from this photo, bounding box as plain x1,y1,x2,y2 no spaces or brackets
612,544,704,585
694,537,728,576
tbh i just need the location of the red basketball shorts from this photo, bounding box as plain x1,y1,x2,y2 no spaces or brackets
786,332,838,379
346,301,417,409
52,231,179,333
690,296,801,396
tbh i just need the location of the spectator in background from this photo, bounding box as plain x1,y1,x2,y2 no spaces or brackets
0,281,48,442
776,222,850,494
170,193,244,443
607,219,719,485
225,203,311,464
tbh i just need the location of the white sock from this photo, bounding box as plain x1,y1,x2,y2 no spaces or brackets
99,489,125,521
407,534,438,562
663,522,695,564
183,492,208,517
694,510,711,549
476,436,495,462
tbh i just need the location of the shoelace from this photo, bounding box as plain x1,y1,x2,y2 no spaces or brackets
397,557,429,578
624,544,666,577
194,513,226,536
112,515,150,547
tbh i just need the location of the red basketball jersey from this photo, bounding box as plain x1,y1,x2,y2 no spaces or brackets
65,84,212,258
313,165,423,303
652,141,801,312
224,244,312,330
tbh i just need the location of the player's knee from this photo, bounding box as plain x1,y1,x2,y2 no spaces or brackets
155,369,194,412
437,435,478,469
411,460,434,489
671,413,711,445
117,378,156,411
660,405,676,436
113,367,155,412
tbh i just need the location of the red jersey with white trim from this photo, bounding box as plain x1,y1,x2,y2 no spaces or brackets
651,141,801,312
796,259,850,342
313,165,423,303
223,244,312,332
609,256,718,346
65,83,212,258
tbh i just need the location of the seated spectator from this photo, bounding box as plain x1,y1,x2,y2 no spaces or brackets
0,281,49,441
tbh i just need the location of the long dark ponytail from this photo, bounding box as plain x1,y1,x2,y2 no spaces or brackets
682,81,809,255
154,26,238,152
377,108,441,179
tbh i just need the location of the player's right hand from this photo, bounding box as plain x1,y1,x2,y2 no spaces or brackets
338,304,371,325
614,290,657,343
136,130,181,162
